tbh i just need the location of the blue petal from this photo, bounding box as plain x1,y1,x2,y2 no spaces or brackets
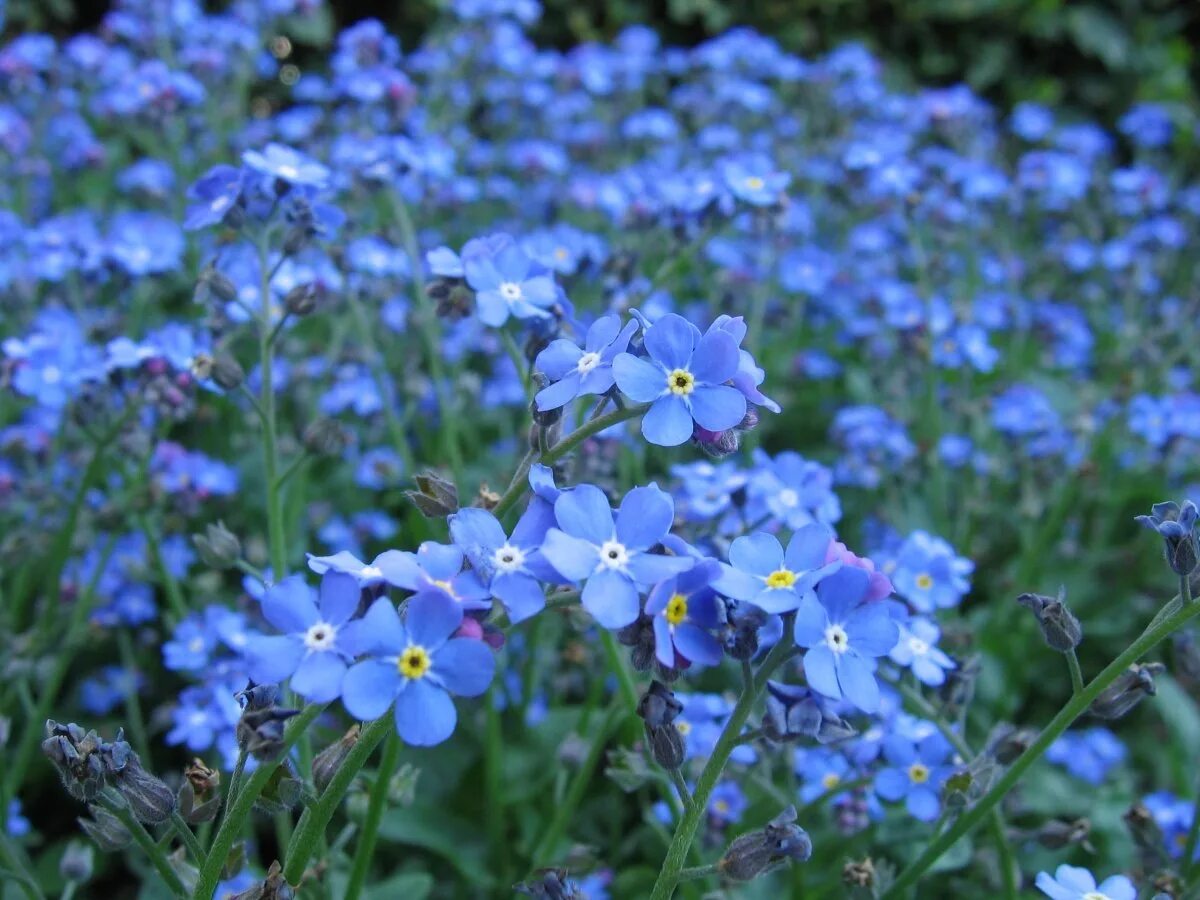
584,314,622,351
492,572,546,624
652,615,675,667
433,638,496,696
245,634,304,685
792,595,829,648
690,330,740,384
262,575,319,634
817,567,870,623
416,542,463,580
448,507,506,577
784,524,835,572
475,290,510,327
290,651,347,703
307,550,366,576
642,396,694,446
540,528,600,582
535,338,584,379
837,654,880,713
845,607,900,657
582,567,641,629
318,571,361,624
340,598,406,657
395,679,456,746
803,645,841,700
612,352,667,403
374,550,424,590
342,659,400,721
712,563,763,601
689,384,746,431
627,552,694,586
673,623,723,666
406,593,463,650
873,767,909,802
643,313,695,370
535,372,582,411
906,787,940,822
728,533,783,577
615,483,675,549
554,484,614,545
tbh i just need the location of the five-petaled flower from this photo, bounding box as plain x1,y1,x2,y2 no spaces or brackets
534,314,639,411
448,504,558,624
715,525,840,614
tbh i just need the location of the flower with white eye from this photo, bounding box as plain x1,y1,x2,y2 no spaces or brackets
888,618,955,687
447,506,555,625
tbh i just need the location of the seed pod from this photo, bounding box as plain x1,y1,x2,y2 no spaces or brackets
646,722,685,771
1016,588,1082,652
312,725,360,794
193,521,242,569
406,471,459,518
1090,662,1163,720
718,805,813,881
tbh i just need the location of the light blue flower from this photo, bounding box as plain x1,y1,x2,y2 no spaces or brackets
1034,864,1135,900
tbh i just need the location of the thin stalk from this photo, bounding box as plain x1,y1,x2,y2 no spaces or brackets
100,796,187,898
491,404,648,519
675,864,719,884
115,629,152,763
192,704,326,900
648,630,795,900
225,750,248,820
1066,650,1084,696
0,832,44,900
257,236,288,580
170,810,207,865
344,729,401,900
281,715,391,884
669,769,693,812
484,688,508,885
884,589,1200,898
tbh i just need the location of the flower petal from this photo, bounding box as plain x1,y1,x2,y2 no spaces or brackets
342,658,400,721
318,571,362,624
642,396,694,446
615,483,675,549
340,597,405,658
406,592,463,650
244,634,304,685
554,484,614,545
689,384,746,432
434,638,496,696
290,651,347,703
262,575,319,634
612,352,667,403
540,528,601,582
582,567,641,629
803,645,841,700
394,679,456,746
690,330,740,384
643,313,696,370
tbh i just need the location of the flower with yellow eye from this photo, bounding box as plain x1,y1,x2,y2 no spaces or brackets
645,558,724,668
873,733,954,822
715,524,840,614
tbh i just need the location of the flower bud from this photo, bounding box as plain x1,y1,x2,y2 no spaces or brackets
198,265,239,304
236,684,300,761
762,681,857,745
193,521,242,570
646,722,685,771
617,616,658,672
718,806,812,881
227,860,294,900
312,725,360,794
723,601,767,661
637,681,682,730
406,471,459,518
1136,500,1199,576
1034,817,1092,851
842,858,876,889
211,354,245,391
303,418,348,457
1017,588,1082,651
1123,801,1163,857
982,723,1037,765
108,749,175,824
78,805,132,851
1090,662,1164,720
60,839,94,883
283,283,317,317
514,868,584,898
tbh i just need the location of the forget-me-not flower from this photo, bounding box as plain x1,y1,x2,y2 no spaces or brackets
534,314,639,411
448,504,558,624
1034,864,1135,900
715,525,839,614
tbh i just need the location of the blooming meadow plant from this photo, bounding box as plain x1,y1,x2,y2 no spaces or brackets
3,2,1200,899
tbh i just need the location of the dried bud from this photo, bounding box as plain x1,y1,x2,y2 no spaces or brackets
227,860,294,900
312,725,360,794
514,868,584,898
211,354,245,391
78,804,132,851
283,283,317,317
60,839,95,883
177,778,221,825
1017,588,1082,651
637,681,682,730
193,521,242,570
762,680,857,745
190,352,214,381
303,418,348,457
406,471,459,518
1090,662,1164,720
843,858,876,888
1124,802,1164,857
718,806,812,881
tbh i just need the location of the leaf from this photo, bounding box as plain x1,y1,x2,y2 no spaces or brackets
367,872,434,899
377,805,492,888
1066,6,1130,69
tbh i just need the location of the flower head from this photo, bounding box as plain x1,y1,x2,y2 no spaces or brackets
463,235,557,327
534,315,639,411
873,732,954,821
1136,500,1199,576
644,559,724,668
448,504,557,624
1034,864,1135,900
715,525,839,614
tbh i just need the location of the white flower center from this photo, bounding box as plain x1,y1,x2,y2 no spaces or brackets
824,624,850,654
499,281,523,301
304,621,338,651
360,565,384,580
908,636,929,656
492,543,525,574
187,636,205,654
598,539,629,571
778,488,799,508
42,365,62,384
276,163,300,180
576,351,601,375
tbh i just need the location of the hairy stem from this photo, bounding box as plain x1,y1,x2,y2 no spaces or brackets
343,728,401,900
101,795,186,898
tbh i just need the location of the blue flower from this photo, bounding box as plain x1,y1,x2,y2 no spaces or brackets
793,567,899,713
463,236,557,327
888,530,973,612
243,572,362,703
340,594,495,746
1046,728,1127,785
722,154,790,206
361,542,493,611
448,505,557,624
707,781,747,825
6,800,30,837
795,748,853,803
714,525,839,614
644,559,724,668
1035,865,1135,900
242,143,330,189
888,618,955,687
612,313,747,446
873,733,954,821
540,483,692,629
534,315,639,411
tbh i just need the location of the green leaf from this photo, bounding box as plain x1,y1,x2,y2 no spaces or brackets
377,805,492,888
1066,6,1130,69
367,872,434,899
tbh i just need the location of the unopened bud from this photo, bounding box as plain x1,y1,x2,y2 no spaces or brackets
78,805,132,851
718,806,812,881
842,858,875,888
312,725,360,794
983,723,1037,765
1090,662,1163,720
284,283,317,316
109,752,175,824
211,354,245,391
637,681,682,729
193,521,241,570
1136,500,1199,576
514,868,584,898
303,418,348,456
60,839,94,882
762,681,856,745
200,266,239,304
227,860,294,900
406,471,459,518
1034,817,1092,851
236,684,300,761
1017,588,1082,651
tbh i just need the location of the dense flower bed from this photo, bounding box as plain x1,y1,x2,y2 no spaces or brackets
2,1,1198,898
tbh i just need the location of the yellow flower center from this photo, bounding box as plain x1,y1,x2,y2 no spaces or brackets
1081,894,1111,900
908,763,930,784
665,593,688,626
397,646,431,679
914,573,933,591
431,578,457,598
765,568,797,589
821,773,841,790
744,175,765,190
713,799,730,813
667,368,695,396
675,720,692,736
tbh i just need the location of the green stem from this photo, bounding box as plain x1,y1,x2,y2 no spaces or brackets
1065,650,1084,696
0,832,44,900
192,704,326,900
675,864,719,884
344,729,401,900
648,630,795,900
1183,573,1194,606
281,715,391,885
491,404,648,519
136,515,190,621
669,769,693,812
115,629,152,763
225,750,248,821
170,810,208,866
257,236,287,580
484,688,508,885
883,589,1200,898
101,796,186,898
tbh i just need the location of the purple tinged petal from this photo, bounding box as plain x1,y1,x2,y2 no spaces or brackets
615,483,675,549
244,634,304,685
582,567,641,629
290,652,347,703
318,571,361,624
394,678,456,746
689,330,740,384
406,593,463,650
643,313,696,370
642,396,694,446
553,484,614,545
803,645,841,700
688,384,746,431
262,575,319,634
612,353,667,403
434,638,496,696
341,659,400,721
540,529,600,582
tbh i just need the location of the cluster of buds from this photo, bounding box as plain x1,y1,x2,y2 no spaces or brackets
761,681,856,744
637,680,684,771
514,868,585,899
235,684,300,760
42,721,174,824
